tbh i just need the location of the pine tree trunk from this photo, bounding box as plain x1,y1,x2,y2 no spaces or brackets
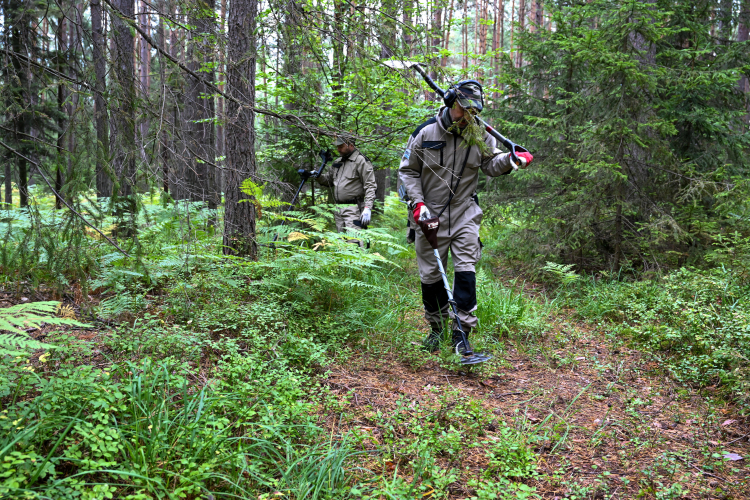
509,0,515,67
217,0,227,195
223,0,258,258
9,0,29,207
139,0,150,158
429,6,442,96
56,14,67,209
474,0,480,66
156,0,168,193
739,0,750,121
379,0,397,59
111,0,137,221
462,0,468,71
516,0,525,67
167,0,179,199
478,0,488,78
442,0,454,67
494,0,504,98
535,0,543,26
4,161,10,207
185,0,217,212
91,0,112,199
403,0,413,56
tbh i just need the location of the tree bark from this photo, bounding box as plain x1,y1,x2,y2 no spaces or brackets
185,0,217,211
223,0,258,258
8,0,30,207
331,0,346,123
493,0,504,98
441,0,454,67
4,161,10,207
92,0,112,199
478,0,488,78
56,13,67,209
168,0,182,200
516,0,525,67
509,0,515,67
429,3,442,90
379,0,397,59
139,0,151,156
66,3,82,195
462,0,468,71
374,168,390,212
739,0,750,121
110,0,138,221
217,0,227,194
403,0,414,56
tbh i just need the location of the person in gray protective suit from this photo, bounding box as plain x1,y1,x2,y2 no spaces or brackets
398,80,534,353
314,134,377,237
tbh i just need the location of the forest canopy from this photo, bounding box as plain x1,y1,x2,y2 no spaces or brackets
0,0,746,270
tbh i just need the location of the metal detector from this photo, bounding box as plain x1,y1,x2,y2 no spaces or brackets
416,214,492,365
273,149,332,242
382,61,529,169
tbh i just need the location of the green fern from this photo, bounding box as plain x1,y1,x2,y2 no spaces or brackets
541,262,580,286
0,301,89,356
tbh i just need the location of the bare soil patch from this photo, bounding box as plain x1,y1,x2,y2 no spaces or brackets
322,320,750,499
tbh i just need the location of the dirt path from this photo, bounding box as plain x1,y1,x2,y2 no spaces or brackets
322,317,750,499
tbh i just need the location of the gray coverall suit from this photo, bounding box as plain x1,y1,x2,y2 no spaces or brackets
316,149,377,233
398,108,517,333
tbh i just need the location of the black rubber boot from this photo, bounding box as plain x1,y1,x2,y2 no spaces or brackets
421,324,443,353
452,329,471,355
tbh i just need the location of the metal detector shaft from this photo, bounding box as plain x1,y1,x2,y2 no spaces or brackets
433,248,474,356
410,63,524,167
411,63,445,98
273,150,331,242
479,119,525,168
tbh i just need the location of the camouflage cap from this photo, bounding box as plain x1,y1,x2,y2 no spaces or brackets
334,133,355,146
455,81,484,112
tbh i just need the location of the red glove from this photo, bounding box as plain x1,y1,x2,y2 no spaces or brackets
413,202,428,223
515,152,533,168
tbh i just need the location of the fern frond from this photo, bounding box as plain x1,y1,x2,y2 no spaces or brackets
542,261,580,285
0,301,89,356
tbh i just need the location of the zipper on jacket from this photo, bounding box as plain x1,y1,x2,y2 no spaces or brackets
335,158,345,202
449,135,457,235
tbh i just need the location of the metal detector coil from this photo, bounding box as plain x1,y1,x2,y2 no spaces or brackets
417,215,493,365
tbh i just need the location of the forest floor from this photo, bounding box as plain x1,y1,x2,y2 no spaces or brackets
5,223,750,499
6,279,750,499
321,306,750,499
6,271,750,499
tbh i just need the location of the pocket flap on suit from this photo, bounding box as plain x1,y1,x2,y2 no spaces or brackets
421,141,446,150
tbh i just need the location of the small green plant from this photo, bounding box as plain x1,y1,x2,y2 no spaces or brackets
483,424,538,480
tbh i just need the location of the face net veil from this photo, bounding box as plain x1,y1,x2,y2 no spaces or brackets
447,103,490,156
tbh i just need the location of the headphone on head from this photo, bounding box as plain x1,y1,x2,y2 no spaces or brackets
443,79,484,109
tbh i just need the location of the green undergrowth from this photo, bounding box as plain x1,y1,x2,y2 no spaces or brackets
0,192,583,498
0,192,513,497
553,265,750,411
348,390,542,499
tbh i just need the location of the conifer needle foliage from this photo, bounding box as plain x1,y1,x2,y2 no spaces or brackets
489,0,750,270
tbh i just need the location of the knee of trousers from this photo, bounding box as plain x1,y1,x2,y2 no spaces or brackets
421,280,449,313
453,271,477,313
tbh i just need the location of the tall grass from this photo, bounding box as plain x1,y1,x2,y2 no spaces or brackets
0,357,358,499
